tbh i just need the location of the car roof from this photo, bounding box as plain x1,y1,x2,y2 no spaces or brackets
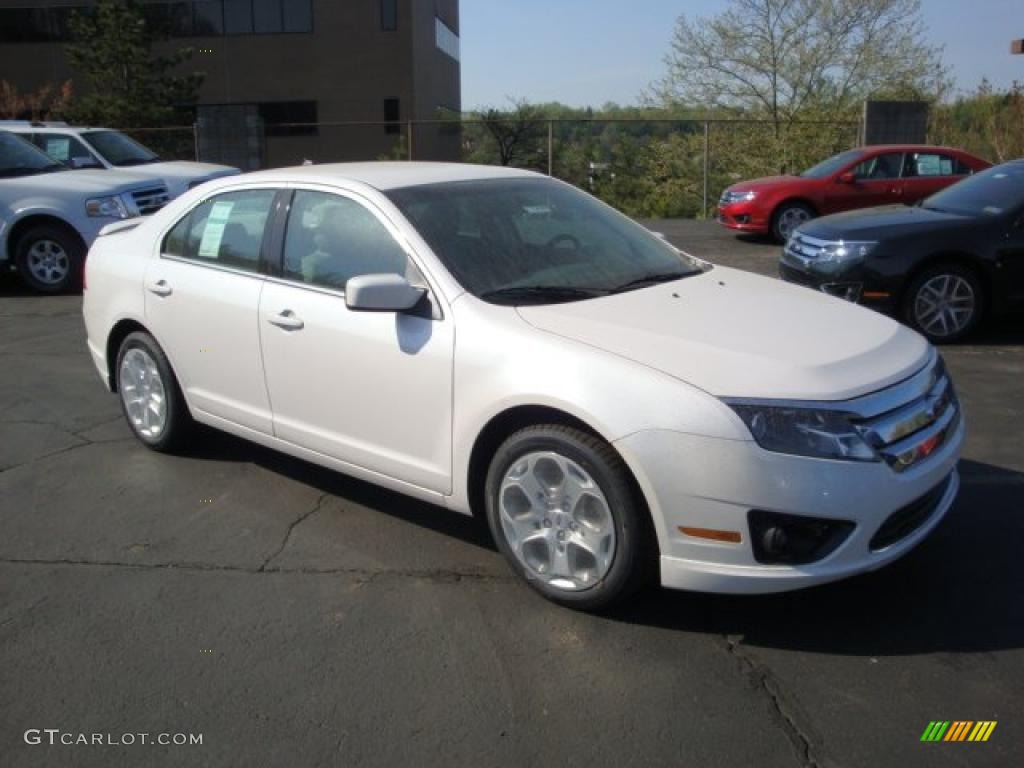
234,162,544,191
859,144,975,155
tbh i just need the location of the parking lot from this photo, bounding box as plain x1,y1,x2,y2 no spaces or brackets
1,219,1021,768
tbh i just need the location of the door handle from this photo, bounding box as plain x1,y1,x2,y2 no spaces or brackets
265,310,304,331
146,279,172,297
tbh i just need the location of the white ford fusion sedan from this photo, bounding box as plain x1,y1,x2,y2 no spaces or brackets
83,162,963,610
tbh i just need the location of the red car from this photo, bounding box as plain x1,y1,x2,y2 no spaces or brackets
717,145,991,242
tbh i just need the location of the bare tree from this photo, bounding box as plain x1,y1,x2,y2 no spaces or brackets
0,80,73,120
476,99,546,166
652,0,947,133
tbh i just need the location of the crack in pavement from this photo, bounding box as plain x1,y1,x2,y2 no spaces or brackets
0,417,131,474
721,635,826,768
0,556,511,584
259,492,331,572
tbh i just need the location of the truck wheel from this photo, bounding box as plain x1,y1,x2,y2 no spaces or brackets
14,224,84,294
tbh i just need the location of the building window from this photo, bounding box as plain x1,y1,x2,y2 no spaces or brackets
259,101,318,137
435,17,460,61
0,1,313,42
381,0,397,31
384,99,401,135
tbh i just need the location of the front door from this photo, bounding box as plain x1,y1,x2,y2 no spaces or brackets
258,188,454,494
144,187,278,433
825,151,905,212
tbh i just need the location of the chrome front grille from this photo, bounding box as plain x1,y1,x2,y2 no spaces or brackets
130,185,170,215
852,357,959,472
783,231,836,266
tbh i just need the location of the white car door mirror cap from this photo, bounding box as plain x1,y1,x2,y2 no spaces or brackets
345,273,426,313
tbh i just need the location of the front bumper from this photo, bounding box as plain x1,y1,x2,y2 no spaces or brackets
614,409,963,594
779,255,900,313
717,202,770,234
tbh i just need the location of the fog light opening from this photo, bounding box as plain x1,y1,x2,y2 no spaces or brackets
748,510,855,565
821,282,863,302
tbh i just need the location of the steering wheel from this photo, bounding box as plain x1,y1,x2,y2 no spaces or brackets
546,234,581,250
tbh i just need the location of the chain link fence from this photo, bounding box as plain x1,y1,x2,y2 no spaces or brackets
131,118,862,219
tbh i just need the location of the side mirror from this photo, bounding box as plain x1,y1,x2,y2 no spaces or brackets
837,172,856,184
345,273,426,313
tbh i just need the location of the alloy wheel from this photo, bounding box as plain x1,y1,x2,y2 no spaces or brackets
913,274,976,339
777,207,811,240
25,239,70,286
119,348,168,439
498,451,616,591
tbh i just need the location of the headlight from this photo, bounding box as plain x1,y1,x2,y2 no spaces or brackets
721,189,757,204
85,195,130,219
728,404,877,462
805,239,877,274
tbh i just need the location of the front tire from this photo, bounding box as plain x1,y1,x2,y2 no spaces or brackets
484,425,655,611
115,331,193,452
902,263,983,343
14,224,84,293
771,202,814,243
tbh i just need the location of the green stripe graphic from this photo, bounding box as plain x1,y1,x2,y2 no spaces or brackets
921,722,937,741
932,722,951,741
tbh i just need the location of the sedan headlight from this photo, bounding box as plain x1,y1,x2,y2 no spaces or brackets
721,189,757,204
805,239,877,274
728,404,877,462
85,195,130,219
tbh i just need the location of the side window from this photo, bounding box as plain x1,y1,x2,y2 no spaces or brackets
282,190,410,291
30,133,101,168
161,189,276,273
852,152,904,180
903,153,955,178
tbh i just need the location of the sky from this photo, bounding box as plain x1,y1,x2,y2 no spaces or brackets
460,0,1024,110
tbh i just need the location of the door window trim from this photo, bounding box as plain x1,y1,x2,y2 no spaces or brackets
155,183,284,279
264,182,445,320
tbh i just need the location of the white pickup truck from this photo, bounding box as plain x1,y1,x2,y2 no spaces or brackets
2,121,239,199
0,130,172,293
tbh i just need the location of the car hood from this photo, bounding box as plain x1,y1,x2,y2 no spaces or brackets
134,161,239,182
727,175,804,193
1,168,159,196
516,267,930,401
799,205,974,239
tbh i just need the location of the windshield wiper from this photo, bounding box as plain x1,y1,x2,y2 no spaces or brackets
480,285,608,305
116,157,161,166
609,271,694,294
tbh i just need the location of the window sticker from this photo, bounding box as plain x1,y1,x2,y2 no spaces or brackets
44,137,71,162
197,201,234,259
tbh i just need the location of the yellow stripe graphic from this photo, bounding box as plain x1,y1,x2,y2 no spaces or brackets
980,721,997,742
968,722,986,741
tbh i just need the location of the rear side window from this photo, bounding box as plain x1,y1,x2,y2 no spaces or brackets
162,189,276,273
902,153,958,178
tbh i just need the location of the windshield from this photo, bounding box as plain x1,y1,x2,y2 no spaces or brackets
800,149,865,179
922,163,1024,217
386,178,706,305
0,131,67,177
81,130,160,166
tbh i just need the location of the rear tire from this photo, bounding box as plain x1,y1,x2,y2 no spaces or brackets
771,202,814,243
484,424,655,611
901,263,983,343
14,224,84,293
115,331,193,452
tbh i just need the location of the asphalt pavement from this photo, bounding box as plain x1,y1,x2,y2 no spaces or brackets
1,220,1021,768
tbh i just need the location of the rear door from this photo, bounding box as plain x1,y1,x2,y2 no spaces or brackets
144,186,280,433
258,186,454,493
900,152,969,204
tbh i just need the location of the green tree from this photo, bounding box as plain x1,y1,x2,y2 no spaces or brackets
652,0,947,132
65,0,203,129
